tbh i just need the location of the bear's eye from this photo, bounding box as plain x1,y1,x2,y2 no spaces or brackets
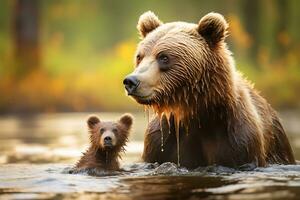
157,53,170,71
158,54,169,65
112,128,118,133
99,128,105,134
136,54,143,64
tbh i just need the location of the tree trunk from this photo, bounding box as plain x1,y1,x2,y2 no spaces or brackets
274,0,288,59
13,0,40,77
243,0,260,66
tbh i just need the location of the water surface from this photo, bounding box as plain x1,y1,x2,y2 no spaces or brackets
1,112,300,199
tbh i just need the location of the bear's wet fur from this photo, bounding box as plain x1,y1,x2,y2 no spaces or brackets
125,11,295,168
73,114,133,172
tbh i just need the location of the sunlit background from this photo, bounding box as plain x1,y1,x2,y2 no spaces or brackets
0,0,300,164
1,1,300,199
1,0,300,114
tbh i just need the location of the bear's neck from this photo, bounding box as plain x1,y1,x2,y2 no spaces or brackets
158,73,236,129
93,146,120,167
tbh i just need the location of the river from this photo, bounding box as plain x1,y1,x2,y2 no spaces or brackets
0,112,300,199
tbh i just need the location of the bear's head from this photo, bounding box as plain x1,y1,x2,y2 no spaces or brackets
87,114,133,151
123,11,235,122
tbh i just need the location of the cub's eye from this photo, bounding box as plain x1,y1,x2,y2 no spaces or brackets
112,128,118,133
99,128,105,134
157,53,169,65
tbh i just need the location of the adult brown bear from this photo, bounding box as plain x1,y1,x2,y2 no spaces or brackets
123,11,295,168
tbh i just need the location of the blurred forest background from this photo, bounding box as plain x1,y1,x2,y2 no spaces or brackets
0,0,299,114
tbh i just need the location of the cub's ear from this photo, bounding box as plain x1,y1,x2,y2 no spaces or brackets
87,115,100,130
118,113,133,131
137,11,162,38
197,12,228,48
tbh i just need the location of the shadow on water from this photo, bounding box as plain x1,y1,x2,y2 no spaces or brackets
0,112,300,199
2,162,300,200
118,175,231,200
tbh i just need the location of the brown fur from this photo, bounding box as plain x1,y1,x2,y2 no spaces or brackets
125,11,295,168
74,114,133,172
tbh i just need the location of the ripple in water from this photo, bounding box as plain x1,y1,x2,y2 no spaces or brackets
1,162,300,199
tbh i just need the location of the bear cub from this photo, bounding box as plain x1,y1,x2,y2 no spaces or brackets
73,114,133,173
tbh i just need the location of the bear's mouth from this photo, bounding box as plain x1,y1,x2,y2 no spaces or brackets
130,94,153,105
103,143,114,149
103,140,114,149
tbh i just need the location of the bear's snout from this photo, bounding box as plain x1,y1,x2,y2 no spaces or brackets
101,130,117,149
123,75,140,95
104,136,112,146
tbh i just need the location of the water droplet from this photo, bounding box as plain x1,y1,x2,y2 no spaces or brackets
161,133,164,152
106,151,108,165
160,118,164,152
185,124,189,136
175,116,180,167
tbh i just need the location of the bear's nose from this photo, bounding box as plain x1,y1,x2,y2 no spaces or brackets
104,136,112,143
123,75,140,95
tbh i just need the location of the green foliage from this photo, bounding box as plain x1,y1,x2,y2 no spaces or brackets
0,0,299,113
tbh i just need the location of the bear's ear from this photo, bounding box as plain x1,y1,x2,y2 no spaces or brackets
87,115,100,131
137,11,162,38
118,113,133,131
197,12,228,48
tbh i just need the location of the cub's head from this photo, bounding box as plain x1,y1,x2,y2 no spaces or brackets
87,114,133,151
123,11,232,114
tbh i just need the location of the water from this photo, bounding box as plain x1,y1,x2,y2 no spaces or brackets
1,112,300,200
